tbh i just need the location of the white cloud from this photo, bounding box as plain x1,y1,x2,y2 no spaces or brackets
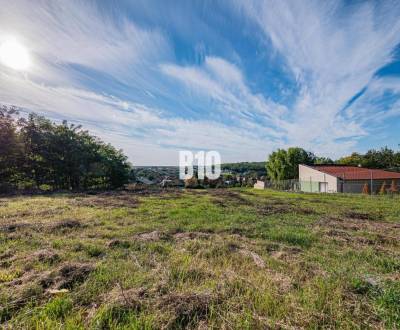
0,68,280,165
345,77,400,124
238,0,400,157
160,56,287,137
0,0,171,82
1,1,280,165
1,0,400,164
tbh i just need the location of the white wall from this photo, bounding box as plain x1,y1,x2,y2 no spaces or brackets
253,180,266,189
299,165,338,193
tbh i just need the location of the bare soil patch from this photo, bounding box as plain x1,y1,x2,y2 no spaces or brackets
30,249,60,264
1,207,65,220
173,232,211,241
0,222,32,233
343,210,380,221
317,216,400,233
100,286,144,316
70,192,139,208
256,202,315,216
127,188,182,197
106,239,131,248
54,262,95,290
51,219,82,230
7,262,94,292
1,262,95,322
210,190,250,207
134,230,213,242
1,219,83,236
270,246,302,262
135,231,170,242
159,292,219,329
70,189,181,209
315,216,400,246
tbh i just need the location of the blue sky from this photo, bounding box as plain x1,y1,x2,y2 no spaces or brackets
1,0,400,165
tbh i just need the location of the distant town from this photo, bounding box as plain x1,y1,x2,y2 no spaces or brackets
132,162,266,188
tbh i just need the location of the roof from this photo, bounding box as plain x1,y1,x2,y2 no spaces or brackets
137,177,155,185
310,165,400,180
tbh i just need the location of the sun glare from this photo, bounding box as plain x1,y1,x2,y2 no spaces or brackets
0,38,31,71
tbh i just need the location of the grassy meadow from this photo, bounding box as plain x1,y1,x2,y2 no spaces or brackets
0,188,399,329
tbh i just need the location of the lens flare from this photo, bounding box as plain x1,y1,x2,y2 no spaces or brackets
0,38,31,71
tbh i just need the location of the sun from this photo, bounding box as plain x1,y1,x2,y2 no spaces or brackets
0,38,31,71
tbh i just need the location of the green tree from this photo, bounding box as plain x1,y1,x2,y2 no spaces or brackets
266,147,315,181
286,147,315,179
337,152,364,166
364,147,395,169
337,147,399,171
1,107,132,191
314,156,334,164
266,149,289,181
0,106,24,191
20,113,56,187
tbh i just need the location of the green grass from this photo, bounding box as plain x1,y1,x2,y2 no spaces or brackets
0,189,399,329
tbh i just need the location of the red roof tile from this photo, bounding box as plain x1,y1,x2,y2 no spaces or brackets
310,165,400,180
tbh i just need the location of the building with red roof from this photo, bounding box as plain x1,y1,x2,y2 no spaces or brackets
299,164,400,193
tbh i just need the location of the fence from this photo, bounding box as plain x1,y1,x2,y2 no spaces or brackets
340,180,400,194
262,179,400,195
263,179,301,191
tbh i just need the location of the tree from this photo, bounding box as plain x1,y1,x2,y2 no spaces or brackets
266,147,314,181
363,147,395,169
286,147,315,179
20,113,56,187
266,149,289,182
314,156,334,164
0,107,132,191
337,147,400,171
0,106,24,191
337,152,364,167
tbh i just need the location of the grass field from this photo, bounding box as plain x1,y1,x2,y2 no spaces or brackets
0,188,399,329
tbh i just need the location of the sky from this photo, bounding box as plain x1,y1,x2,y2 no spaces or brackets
1,0,400,165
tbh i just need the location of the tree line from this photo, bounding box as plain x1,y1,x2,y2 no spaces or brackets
266,147,400,181
0,106,132,192
221,162,266,177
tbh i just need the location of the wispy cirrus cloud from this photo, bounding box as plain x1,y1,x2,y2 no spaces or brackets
0,0,171,80
160,56,288,139
238,0,400,155
0,63,280,165
1,0,400,164
345,77,400,124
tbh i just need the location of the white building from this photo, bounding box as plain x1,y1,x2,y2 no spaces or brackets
299,164,400,193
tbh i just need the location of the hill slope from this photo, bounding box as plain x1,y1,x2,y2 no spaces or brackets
0,189,399,328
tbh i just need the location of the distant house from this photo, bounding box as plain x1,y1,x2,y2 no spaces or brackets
160,177,183,188
137,177,156,185
253,180,266,189
299,164,400,193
